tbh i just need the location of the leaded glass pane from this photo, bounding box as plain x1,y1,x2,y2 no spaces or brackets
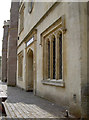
59,33,62,79
48,41,50,78
53,38,55,79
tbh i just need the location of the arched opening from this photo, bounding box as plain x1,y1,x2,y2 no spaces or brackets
45,39,50,79
51,35,56,79
57,31,62,79
53,37,56,79
27,49,33,92
59,33,62,79
47,40,50,79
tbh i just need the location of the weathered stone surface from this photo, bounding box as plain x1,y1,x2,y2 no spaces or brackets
7,2,19,86
2,21,10,82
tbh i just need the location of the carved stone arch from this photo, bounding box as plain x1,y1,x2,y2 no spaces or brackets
27,47,33,55
51,34,56,41
45,37,50,44
18,51,23,81
43,37,50,79
57,30,63,80
26,47,34,91
57,30,62,39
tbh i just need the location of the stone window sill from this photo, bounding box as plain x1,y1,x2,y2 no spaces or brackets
41,79,65,87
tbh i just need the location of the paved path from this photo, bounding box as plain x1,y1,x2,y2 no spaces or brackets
0,81,73,119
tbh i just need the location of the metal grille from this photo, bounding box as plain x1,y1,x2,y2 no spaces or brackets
59,33,62,79
53,38,56,79
48,41,50,78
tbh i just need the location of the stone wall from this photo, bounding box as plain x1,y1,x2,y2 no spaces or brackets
2,21,10,82
7,2,19,86
17,2,89,118
0,56,2,80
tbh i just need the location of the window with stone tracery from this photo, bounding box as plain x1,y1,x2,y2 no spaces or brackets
19,3,24,34
53,37,56,79
59,33,62,79
18,52,23,80
47,40,50,79
41,16,66,86
43,31,63,81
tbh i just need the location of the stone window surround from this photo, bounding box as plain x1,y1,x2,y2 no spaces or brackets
41,15,66,87
19,2,25,35
18,51,23,81
24,29,37,94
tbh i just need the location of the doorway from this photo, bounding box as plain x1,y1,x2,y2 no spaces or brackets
27,49,33,91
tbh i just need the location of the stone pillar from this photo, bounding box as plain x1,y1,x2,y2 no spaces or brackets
87,2,89,119
2,20,10,82
80,2,88,119
7,2,19,86
83,2,89,119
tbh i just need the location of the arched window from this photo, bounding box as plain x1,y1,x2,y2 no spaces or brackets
18,52,23,80
53,37,56,79
43,30,63,82
19,3,25,34
48,40,50,78
59,33,62,79
42,17,65,86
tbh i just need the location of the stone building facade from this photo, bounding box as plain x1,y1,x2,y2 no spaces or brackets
0,56,2,79
2,2,19,86
2,20,10,82
7,2,19,86
17,2,89,118
2,1,89,119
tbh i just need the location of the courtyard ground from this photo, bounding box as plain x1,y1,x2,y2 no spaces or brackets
0,80,75,120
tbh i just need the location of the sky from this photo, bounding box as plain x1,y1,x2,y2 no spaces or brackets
0,0,11,56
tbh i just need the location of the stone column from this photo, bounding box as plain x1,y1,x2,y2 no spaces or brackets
80,2,88,118
2,20,10,82
7,2,19,86
50,38,53,79
87,2,89,119
33,33,37,95
55,33,59,80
